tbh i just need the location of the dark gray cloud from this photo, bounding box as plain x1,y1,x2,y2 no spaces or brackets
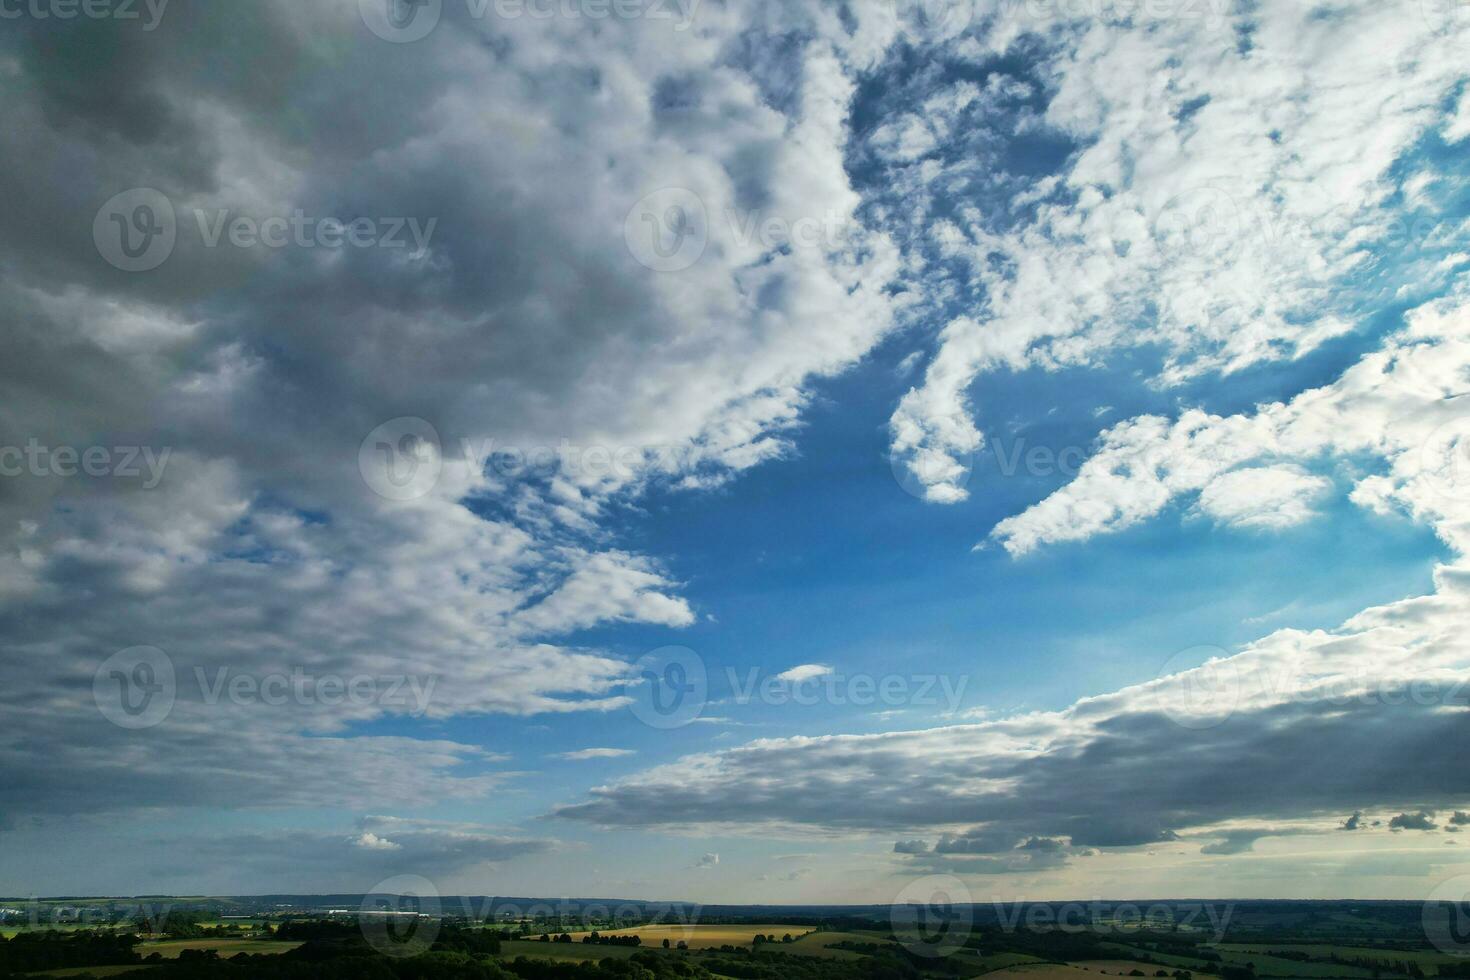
556,582,1470,866
0,1,904,837
1389,811,1438,831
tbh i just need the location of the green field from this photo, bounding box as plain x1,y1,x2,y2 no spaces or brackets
784,930,876,960
975,953,1049,972
1209,948,1381,977
1072,959,1219,980
499,939,644,963
984,965,1116,980
136,938,301,959
1100,943,1218,969
1217,945,1464,970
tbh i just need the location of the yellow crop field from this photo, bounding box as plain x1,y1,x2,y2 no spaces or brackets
557,924,812,949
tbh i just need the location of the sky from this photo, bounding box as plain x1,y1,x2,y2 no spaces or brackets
1,0,1470,905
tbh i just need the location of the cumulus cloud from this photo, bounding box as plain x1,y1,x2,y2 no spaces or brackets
1195,466,1332,531
1390,811,1439,831
0,1,908,829
883,0,1468,501
992,295,1470,556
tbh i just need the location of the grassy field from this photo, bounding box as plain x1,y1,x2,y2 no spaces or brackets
499,939,644,963
1217,945,1463,969
783,930,876,960
136,938,301,958
31,968,147,978
558,924,812,950
983,964,1114,980
1071,959,1218,978
973,953,1049,972
1100,943,1218,968
1208,948,1380,977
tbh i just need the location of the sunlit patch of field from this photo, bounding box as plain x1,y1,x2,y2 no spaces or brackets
558,924,813,949
136,938,301,958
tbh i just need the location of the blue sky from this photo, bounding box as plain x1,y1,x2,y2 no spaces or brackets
2,0,1470,903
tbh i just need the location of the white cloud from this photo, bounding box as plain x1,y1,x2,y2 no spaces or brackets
774,664,833,683
556,748,637,761
1195,465,1332,530
352,832,401,851
885,1,1468,501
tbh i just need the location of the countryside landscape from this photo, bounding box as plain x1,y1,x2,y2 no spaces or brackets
6,897,1470,979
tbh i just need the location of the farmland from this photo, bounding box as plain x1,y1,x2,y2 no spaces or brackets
135,938,302,959
553,923,813,949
